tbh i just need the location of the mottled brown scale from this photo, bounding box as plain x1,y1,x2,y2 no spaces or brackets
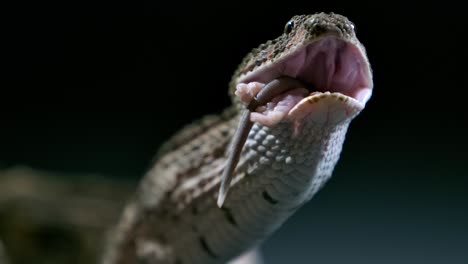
155,108,236,160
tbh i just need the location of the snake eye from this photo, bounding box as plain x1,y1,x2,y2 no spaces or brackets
347,22,356,33
284,21,294,34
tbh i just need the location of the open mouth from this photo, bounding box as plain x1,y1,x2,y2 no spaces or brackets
235,36,373,126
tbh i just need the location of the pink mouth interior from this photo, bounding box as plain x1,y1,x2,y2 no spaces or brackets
236,37,373,125
238,37,372,104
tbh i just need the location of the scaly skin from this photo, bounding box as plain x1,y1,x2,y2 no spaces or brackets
102,13,373,264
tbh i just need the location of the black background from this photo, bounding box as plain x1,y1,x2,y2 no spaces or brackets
1,1,467,263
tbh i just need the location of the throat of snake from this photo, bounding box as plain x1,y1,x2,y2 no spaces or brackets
217,77,305,207
218,35,372,207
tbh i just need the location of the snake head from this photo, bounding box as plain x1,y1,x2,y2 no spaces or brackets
219,13,373,207
230,13,373,127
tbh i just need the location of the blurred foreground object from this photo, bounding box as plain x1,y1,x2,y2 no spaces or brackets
0,167,135,264
0,239,10,264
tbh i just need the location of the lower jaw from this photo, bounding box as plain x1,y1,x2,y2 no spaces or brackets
250,90,364,128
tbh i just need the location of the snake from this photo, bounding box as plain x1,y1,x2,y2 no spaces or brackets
102,12,373,264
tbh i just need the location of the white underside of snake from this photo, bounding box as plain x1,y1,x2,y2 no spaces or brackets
102,12,373,264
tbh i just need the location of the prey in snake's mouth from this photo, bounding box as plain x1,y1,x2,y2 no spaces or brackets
235,36,373,126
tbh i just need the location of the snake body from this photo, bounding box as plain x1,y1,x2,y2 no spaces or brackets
103,13,373,264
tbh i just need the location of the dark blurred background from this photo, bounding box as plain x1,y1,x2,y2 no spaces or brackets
1,1,467,264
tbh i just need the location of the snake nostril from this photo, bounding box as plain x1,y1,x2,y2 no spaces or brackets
309,22,343,36
308,16,345,36
312,24,327,34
